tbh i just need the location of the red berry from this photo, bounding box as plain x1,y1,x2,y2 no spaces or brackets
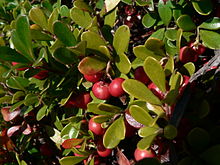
125,5,136,16
134,148,156,161
97,139,112,157
64,92,92,109
12,62,29,71
88,116,105,135
124,119,136,137
189,42,206,55
84,72,103,83
92,81,111,100
179,46,198,63
179,75,190,96
148,82,165,100
108,78,125,97
134,67,150,84
40,144,53,157
33,70,49,80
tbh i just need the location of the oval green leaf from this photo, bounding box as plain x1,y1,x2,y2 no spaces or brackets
122,79,162,105
144,57,166,92
177,15,196,31
158,0,172,26
105,0,120,12
53,47,79,64
192,0,213,15
115,53,131,74
200,30,220,49
142,12,157,28
60,156,87,165
29,7,48,30
138,125,160,137
199,17,220,30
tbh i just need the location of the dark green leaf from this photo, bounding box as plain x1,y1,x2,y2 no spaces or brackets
53,21,77,46
24,94,38,106
60,5,70,17
103,116,125,149
200,30,220,49
145,38,165,57
98,103,121,114
6,76,29,90
150,28,165,40
200,145,220,165
122,79,162,105
144,57,166,92
48,8,59,33
36,106,47,121
113,25,130,55
177,15,196,31
87,103,116,115
192,0,213,15
31,29,53,41
164,124,177,139
53,47,79,64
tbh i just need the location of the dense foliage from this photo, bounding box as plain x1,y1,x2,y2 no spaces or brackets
0,0,220,165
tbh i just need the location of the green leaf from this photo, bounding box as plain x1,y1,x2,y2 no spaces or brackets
29,7,48,30
177,15,196,31
164,124,177,139
122,79,162,105
53,21,77,47
104,7,118,27
0,46,31,63
70,7,92,28
150,28,165,40
78,56,107,75
129,105,154,126
36,106,47,121
81,31,106,51
61,122,80,139
142,12,157,28
200,145,220,165
158,0,172,26
11,15,35,62
87,103,115,115
105,0,120,12
115,53,131,74
137,134,158,150
30,29,53,41
60,156,87,165
164,56,174,76
12,91,25,104
53,47,79,64
103,116,125,149
98,103,121,114
176,28,183,54
144,57,166,92
60,5,70,17
138,125,161,137
24,94,38,106
99,46,112,60
200,30,220,49
6,77,29,90
74,0,93,12
165,29,177,41
145,38,165,57
113,25,130,55
192,0,213,15
180,62,195,76
199,17,220,30
48,8,59,33
45,126,62,146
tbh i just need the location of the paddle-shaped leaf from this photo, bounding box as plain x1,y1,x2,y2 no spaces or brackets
158,0,172,26
53,21,77,46
177,15,196,31
59,156,87,165
115,53,131,74
53,47,79,64
144,57,166,92
129,105,154,126
200,30,220,49
137,133,158,150
138,125,161,137
103,116,125,149
78,56,107,75
29,7,48,30
199,17,220,30
6,77,30,90
122,79,162,105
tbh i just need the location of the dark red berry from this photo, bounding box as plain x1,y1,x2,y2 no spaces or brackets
92,81,111,100
33,70,49,80
108,78,125,97
88,116,105,135
84,72,103,83
97,139,112,157
148,82,165,100
12,62,29,71
179,46,198,63
134,67,150,84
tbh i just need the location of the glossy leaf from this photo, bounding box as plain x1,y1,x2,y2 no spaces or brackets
142,12,157,28
78,56,107,75
29,7,48,30
53,47,79,64
150,28,165,40
144,57,166,92
62,138,84,149
200,30,220,49
48,8,59,33
144,38,165,57
24,94,38,106
99,46,112,59
60,5,70,17
30,29,53,41
45,126,62,146
70,7,92,28
103,116,125,149
158,0,172,26
138,125,160,137
0,46,31,63
192,0,213,15
11,15,35,62
113,25,130,55
115,53,131,74
176,28,183,54
122,79,162,105
60,156,87,165
137,134,158,150
199,17,220,30
87,103,116,115
104,7,118,27
81,31,106,51
177,15,196,31
36,106,47,121
105,0,120,12
12,91,25,104
53,21,77,46
165,29,177,41
74,0,93,12
98,103,121,114
6,77,29,90
129,105,154,126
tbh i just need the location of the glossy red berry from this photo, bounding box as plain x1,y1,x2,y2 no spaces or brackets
88,116,105,135
64,92,92,109
179,75,190,96
179,46,198,63
97,139,112,157
134,66,150,84
84,72,103,83
92,81,111,100
108,78,125,97
189,42,206,55
148,82,165,100
33,70,49,80
134,148,156,161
